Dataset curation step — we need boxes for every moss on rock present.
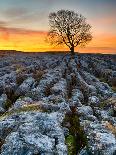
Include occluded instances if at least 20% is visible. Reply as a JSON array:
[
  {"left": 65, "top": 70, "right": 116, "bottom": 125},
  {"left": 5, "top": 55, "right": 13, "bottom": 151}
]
[{"left": 63, "top": 106, "right": 88, "bottom": 154}]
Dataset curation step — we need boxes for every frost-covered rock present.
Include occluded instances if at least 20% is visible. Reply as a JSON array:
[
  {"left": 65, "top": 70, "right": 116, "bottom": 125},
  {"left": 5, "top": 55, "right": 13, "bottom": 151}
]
[
  {"left": 82, "top": 121, "right": 116, "bottom": 155},
  {"left": 0, "top": 71, "right": 16, "bottom": 84},
  {"left": 95, "top": 82, "right": 113, "bottom": 97},
  {"left": 0, "top": 112, "right": 67, "bottom": 155},
  {"left": 88, "top": 96, "right": 99, "bottom": 106},
  {"left": 69, "top": 98, "right": 82, "bottom": 107},
  {"left": 1, "top": 132, "right": 28, "bottom": 155},
  {"left": 0, "top": 52, "right": 116, "bottom": 154},
  {"left": 0, "top": 118, "right": 17, "bottom": 140},
  {"left": 51, "top": 78, "right": 67, "bottom": 97},
  {"left": 95, "top": 109, "right": 112, "bottom": 120},
  {"left": 0, "top": 107, "right": 5, "bottom": 113},
  {"left": 77, "top": 106, "right": 93, "bottom": 116},
  {"left": 42, "top": 94, "right": 66, "bottom": 105},
  {"left": 81, "top": 71, "right": 113, "bottom": 97},
  {"left": 15, "top": 77, "right": 35, "bottom": 96},
  {"left": 27, "top": 68, "right": 62, "bottom": 100},
  {"left": 71, "top": 89, "right": 84, "bottom": 103},
  {"left": 11, "top": 97, "right": 33, "bottom": 110},
  {"left": 0, "top": 94, "right": 7, "bottom": 112}
]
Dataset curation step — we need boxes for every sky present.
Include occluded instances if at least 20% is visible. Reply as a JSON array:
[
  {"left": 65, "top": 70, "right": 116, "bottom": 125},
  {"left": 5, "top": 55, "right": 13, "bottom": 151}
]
[{"left": 0, "top": 0, "right": 116, "bottom": 53}]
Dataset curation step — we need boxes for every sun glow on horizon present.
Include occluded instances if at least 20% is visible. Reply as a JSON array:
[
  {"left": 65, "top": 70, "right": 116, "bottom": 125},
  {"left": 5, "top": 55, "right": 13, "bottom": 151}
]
[
  {"left": 0, "top": 27, "right": 116, "bottom": 54},
  {"left": 0, "top": 1, "right": 116, "bottom": 54}
]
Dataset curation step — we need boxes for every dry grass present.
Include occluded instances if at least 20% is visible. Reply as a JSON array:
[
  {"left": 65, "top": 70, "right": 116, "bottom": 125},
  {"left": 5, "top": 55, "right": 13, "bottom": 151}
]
[
  {"left": 0, "top": 103, "right": 48, "bottom": 121},
  {"left": 33, "top": 70, "right": 45, "bottom": 82},
  {"left": 0, "top": 138, "right": 4, "bottom": 153},
  {"left": 105, "top": 122, "right": 116, "bottom": 136},
  {"left": 16, "top": 74, "right": 27, "bottom": 86},
  {"left": 44, "top": 85, "right": 52, "bottom": 97},
  {"left": 112, "top": 86, "right": 116, "bottom": 92},
  {"left": 15, "top": 64, "right": 26, "bottom": 74}
]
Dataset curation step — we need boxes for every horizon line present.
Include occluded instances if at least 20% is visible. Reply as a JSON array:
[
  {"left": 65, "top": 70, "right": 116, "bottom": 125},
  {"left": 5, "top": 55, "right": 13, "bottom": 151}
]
[{"left": 0, "top": 49, "right": 116, "bottom": 55}]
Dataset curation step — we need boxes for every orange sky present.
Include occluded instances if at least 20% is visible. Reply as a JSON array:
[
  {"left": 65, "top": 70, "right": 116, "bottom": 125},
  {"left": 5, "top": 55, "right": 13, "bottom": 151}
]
[
  {"left": 0, "top": 27, "right": 116, "bottom": 53},
  {"left": 0, "top": 0, "right": 116, "bottom": 54}
]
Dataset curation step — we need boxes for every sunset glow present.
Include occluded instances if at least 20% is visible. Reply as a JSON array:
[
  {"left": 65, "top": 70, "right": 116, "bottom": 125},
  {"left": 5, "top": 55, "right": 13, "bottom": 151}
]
[
  {"left": 0, "top": 28, "right": 115, "bottom": 53},
  {"left": 0, "top": 0, "right": 116, "bottom": 54}
]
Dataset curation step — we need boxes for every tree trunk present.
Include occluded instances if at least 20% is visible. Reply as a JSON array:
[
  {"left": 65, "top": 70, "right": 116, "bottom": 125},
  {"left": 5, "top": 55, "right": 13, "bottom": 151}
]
[{"left": 70, "top": 46, "right": 75, "bottom": 55}]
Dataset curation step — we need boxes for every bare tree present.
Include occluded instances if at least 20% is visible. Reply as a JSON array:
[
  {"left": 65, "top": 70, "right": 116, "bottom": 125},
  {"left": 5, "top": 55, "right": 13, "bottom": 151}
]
[{"left": 48, "top": 10, "right": 92, "bottom": 55}]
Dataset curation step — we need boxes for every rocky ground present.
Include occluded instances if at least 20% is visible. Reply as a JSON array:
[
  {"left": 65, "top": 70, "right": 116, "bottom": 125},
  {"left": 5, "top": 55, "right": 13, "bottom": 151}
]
[{"left": 0, "top": 51, "right": 116, "bottom": 155}]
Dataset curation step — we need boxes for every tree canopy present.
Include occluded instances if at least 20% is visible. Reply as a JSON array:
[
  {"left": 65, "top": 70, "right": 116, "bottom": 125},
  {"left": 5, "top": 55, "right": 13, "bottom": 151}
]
[{"left": 48, "top": 9, "right": 92, "bottom": 55}]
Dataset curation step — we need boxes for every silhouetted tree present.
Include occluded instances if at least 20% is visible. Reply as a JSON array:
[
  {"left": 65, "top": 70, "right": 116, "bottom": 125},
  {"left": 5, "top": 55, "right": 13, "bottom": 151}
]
[{"left": 48, "top": 10, "right": 92, "bottom": 55}]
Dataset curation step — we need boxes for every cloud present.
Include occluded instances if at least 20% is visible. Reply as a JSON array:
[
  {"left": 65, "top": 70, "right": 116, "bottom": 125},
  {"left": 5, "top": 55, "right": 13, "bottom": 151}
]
[
  {"left": 89, "top": 16, "right": 116, "bottom": 26},
  {"left": 0, "top": 26, "right": 47, "bottom": 36},
  {"left": 0, "top": 20, "right": 10, "bottom": 40},
  {"left": 3, "top": 7, "right": 29, "bottom": 18},
  {"left": 1, "top": 6, "right": 49, "bottom": 31},
  {"left": 0, "top": 21, "right": 8, "bottom": 28}
]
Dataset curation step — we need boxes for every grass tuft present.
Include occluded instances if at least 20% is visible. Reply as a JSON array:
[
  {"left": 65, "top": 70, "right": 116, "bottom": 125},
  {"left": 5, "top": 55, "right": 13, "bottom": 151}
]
[
  {"left": 63, "top": 106, "right": 88, "bottom": 154},
  {"left": 105, "top": 122, "right": 116, "bottom": 136},
  {"left": 111, "top": 86, "right": 116, "bottom": 92},
  {"left": 0, "top": 104, "right": 48, "bottom": 121},
  {"left": 65, "top": 134, "right": 76, "bottom": 155}
]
